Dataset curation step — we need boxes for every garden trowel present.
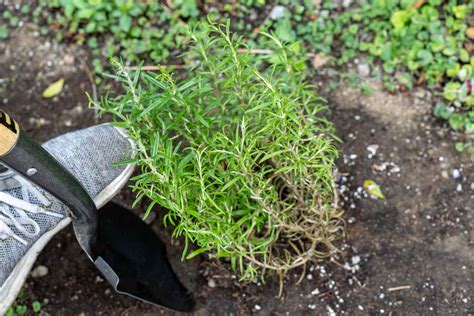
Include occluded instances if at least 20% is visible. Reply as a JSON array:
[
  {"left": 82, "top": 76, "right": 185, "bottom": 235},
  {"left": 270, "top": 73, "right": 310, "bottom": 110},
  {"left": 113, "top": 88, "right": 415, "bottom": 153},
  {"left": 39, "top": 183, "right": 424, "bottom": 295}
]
[{"left": 0, "top": 109, "right": 195, "bottom": 312}]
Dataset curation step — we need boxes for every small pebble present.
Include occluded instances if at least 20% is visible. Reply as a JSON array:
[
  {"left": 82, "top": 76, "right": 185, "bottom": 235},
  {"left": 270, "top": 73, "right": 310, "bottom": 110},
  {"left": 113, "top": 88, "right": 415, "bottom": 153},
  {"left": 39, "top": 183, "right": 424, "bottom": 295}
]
[
  {"left": 311, "top": 288, "right": 320, "bottom": 295},
  {"left": 357, "top": 63, "right": 370, "bottom": 77},
  {"left": 208, "top": 279, "right": 216, "bottom": 288},
  {"left": 31, "top": 265, "right": 49, "bottom": 278},
  {"left": 351, "top": 256, "right": 361, "bottom": 265},
  {"left": 342, "top": 0, "right": 353, "bottom": 8},
  {"left": 269, "top": 6, "right": 286, "bottom": 20},
  {"left": 452, "top": 169, "right": 461, "bottom": 179},
  {"left": 367, "top": 144, "right": 379, "bottom": 157},
  {"left": 327, "top": 305, "right": 336, "bottom": 316}
]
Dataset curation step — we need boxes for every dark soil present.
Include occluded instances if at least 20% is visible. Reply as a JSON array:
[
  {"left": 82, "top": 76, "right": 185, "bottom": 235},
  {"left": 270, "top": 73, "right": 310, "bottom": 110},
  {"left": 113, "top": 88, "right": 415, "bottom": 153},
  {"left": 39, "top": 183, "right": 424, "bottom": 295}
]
[{"left": 1, "top": 24, "right": 472, "bottom": 316}]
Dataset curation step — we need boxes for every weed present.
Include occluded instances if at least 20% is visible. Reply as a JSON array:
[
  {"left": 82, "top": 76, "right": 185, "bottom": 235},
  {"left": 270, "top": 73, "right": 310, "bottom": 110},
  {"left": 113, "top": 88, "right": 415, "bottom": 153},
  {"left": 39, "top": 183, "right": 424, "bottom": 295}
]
[{"left": 5, "top": 289, "right": 42, "bottom": 316}]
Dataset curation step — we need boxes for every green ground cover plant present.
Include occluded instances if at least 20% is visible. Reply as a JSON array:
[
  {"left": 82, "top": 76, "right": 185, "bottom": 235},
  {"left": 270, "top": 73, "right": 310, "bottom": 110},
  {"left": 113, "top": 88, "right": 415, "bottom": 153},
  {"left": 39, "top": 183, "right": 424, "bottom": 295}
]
[
  {"left": 5, "top": 290, "right": 42, "bottom": 316},
  {"left": 0, "top": 0, "right": 264, "bottom": 80},
  {"left": 257, "top": 0, "right": 474, "bottom": 151},
  {"left": 2, "top": 0, "right": 471, "bottom": 150},
  {"left": 97, "top": 21, "right": 343, "bottom": 281}
]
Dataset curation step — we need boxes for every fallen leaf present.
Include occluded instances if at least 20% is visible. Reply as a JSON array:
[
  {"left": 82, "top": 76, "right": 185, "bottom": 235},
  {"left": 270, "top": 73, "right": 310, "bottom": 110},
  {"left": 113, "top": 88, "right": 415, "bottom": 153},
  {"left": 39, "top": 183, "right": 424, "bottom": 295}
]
[
  {"left": 412, "top": 0, "right": 426, "bottom": 9},
  {"left": 312, "top": 0, "right": 321, "bottom": 9},
  {"left": 42, "top": 79, "right": 64, "bottom": 98},
  {"left": 364, "top": 180, "right": 385, "bottom": 199},
  {"left": 465, "top": 43, "right": 474, "bottom": 53},
  {"left": 466, "top": 27, "right": 474, "bottom": 40},
  {"left": 311, "top": 54, "right": 332, "bottom": 68},
  {"left": 415, "top": 73, "right": 425, "bottom": 85}
]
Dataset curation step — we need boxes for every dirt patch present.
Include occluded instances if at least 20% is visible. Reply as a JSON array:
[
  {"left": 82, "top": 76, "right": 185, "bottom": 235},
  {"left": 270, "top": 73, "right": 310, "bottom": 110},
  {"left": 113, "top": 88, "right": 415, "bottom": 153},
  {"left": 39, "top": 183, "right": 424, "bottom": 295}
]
[
  {"left": 0, "top": 24, "right": 96, "bottom": 141},
  {"left": 331, "top": 78, "right": 432, "bottom": 131},
  {"left": 1, "top": 25, "right": 473, "bottom": 315},
  {"left": 325, "top": 82, "right": 473, "bottom": 315}
]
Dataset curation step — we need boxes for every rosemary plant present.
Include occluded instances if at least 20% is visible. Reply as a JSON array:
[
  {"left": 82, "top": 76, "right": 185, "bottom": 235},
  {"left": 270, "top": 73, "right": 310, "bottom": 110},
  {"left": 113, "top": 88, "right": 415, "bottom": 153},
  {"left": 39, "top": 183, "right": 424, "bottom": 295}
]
[{"left": 97, "top": 21, "right": 343, "bottom": 281}]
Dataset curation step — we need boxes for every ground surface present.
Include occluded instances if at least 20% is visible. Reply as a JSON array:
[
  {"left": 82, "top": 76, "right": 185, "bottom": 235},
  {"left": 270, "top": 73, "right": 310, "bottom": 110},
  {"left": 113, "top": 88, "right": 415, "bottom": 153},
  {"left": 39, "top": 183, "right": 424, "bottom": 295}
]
[{"left": 1, "top": 24, "right": 473, "bottom": 315}]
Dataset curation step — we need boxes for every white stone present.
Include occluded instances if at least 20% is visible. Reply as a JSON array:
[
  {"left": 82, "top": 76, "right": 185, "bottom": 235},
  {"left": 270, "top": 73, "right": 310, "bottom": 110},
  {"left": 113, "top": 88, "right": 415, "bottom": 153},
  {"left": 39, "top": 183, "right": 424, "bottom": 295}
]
[
  {"left": 31, "top": 265, "right": 49, "bottom": 278},
  {"left": 326, "top": 305, "right": 336, "bottom": 316},
  {"left": 269, "top": 6, "right": 286, "bottom": 20},
  {"left": 208, "top": 279, "right": 216, "bottom": 288},
  {"left": 452, "top": 169, "right": 461, "bottom": 179},
  {"left": 357, "top": 63, "right": 370, "bottom": 77},
  {"left": 343, "top": 0, "right": 353, "bottom": 8},
  {"left": 367, "top": 144, "right": 379, "bottom": 156},
  {"left": 351, "top": 255, "right": 361, "bottom": 265}
]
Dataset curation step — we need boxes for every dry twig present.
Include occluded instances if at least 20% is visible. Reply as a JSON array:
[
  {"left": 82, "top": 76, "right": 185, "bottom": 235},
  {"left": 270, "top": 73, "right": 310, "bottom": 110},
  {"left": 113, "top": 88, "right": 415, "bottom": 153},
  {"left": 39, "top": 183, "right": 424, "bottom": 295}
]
[
  {"left": 130, "top": 49, "right": 332, "bottom": 72},
  {"left": 79, "top": 57, "right": 98, "bottom": 121},
  {"left": 388, "top": 285, "right": 412, "bottom": 292}
]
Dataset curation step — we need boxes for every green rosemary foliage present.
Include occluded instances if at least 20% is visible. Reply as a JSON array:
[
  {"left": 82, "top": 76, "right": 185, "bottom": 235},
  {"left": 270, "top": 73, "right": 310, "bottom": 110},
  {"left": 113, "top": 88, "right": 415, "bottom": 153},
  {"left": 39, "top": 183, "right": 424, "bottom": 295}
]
[{"left": 97, "top": 21, "right": 343, "bottom": 281}]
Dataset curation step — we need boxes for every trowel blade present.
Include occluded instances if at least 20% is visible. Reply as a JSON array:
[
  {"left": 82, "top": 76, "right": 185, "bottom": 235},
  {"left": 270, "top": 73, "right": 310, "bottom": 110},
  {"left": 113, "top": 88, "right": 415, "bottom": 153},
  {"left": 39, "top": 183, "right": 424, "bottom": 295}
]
[{"left": 95, "top": 202, "right": 195, "bottom": 312}]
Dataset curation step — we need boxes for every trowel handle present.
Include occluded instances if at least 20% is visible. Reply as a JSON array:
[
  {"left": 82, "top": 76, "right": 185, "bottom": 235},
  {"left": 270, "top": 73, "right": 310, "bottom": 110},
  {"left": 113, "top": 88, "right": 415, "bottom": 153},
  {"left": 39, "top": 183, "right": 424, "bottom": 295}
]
[{"left": 0, "top": 109, "right": 98, "bottom": 258}]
